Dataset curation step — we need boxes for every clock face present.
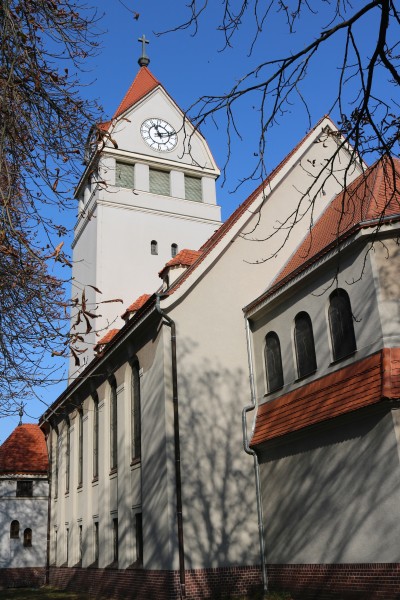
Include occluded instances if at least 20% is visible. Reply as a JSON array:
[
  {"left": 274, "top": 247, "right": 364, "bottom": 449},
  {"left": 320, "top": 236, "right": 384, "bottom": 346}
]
[{"left": 140, "top": 118, "right": 177, "bottom": 152}]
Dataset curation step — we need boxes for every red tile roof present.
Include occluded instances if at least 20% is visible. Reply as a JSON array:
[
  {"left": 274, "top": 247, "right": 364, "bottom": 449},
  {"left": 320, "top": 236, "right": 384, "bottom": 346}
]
[
  {"left": 121, "top": 293, "right": 151, "bottom": 320},
  {"left": 272, "top": 157, "right": 400, "bottom": 291},
  {"left": 113, "top": 67, "right": 160, "bottom": 120},
  {"left": 166, "top": 116, "right": 338, "bottom": 296},
  {"left": 0, "top": 424, "right": 48, "bottom": 475},
  {"left": 251, "top": 347, "right": 400, "bottom": 446},
  {"left": 159, "top": 249, "right": 202, "bottom": 278},
  {"left": 94, "top": 328, "right": 120, "bottom": 352}
]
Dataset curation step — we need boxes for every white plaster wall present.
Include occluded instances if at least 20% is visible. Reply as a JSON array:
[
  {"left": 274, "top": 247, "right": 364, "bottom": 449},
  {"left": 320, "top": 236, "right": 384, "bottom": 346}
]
[
  {"left": 50, "top": 323, "right": 176, "bottom": 571},
  {"left": 0, "top": 479, "right": 48, "bottom": 568},
  {"left": 109, "top": 87, "right": 218, "bottom": 173},
  {"left": 372, "top": 236, "right": 400, "bottom": 347},
  {"left": 161, "top": 135, "right": 362, "bottom": 569}
]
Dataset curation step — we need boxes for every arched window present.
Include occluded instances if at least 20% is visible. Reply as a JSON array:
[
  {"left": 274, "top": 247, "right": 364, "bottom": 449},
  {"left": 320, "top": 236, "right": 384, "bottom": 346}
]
[
  {"left": 171, "top": 243, "right": 178, "bottom": 258},
  {"left": 110, "top": 377, "right": 118, "bottom": 471},
  {"left": 23, "top": 528, "right": 32, "bottom": 547},
  {"left": 131, "top": 361, "right": 141, "bottom": 461},
  {"left": 150, "top": 240, "right": 158, "bottom": 255},
  {"left": 93, "top": 394, "right": 99, "bottom": 480},
  {"left": 265, "top": 332, "right": 284, "bottom": 393},
  {"left": 10, "top": 520, "right": 19, "bottom": 539},
  {"left": 294, "top": 312, "right": 317, "bottom": 378},
  {"left": 65, "top": 418, "right": 70, "bottom": 494},
  {"left": 78, "top": 409, "right": 83, "bottom": 487},
  {"left": 329, "top": 289, "right": 356, "bottom": 361}
]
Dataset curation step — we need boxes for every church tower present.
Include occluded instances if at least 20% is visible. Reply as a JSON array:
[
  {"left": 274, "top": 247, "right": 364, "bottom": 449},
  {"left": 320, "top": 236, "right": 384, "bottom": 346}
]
[{"left": 70, "top": 38, "right": 221, "bottom": 374}]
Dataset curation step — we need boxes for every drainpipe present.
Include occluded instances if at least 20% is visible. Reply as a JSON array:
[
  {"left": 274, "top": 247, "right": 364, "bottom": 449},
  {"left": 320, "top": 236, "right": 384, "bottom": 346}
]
[
  {"left": 45, "top": 425, "right": 53, "bottom": 585},
  {"left": 242, "top": 316, "right": 268, "bottom": 597},
  {"left": 156, "top": 295, "right": 186, "bottom": 599}
]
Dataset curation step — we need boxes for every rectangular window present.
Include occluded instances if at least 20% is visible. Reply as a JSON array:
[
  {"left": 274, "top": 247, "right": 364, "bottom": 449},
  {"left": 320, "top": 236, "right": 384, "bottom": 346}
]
[
  {"left": 66, "top": 527, "right": 69, "bottom": 564},
  {"left": 93, "top": 397, "right": 99, "bottom": 479},
  {"left": 116, "top": 161, "right": 135, "bottom": 188},
  {"left": 65, "top": 423, "right": 70, "bottom": 493},
  {"left": 16, "top": 480, "right": 33, "bottom": 497},
  {"left": 113, "top": 518, "right": 118, "bottom": 563},
  {"left": 185, "top": 175, "right": 202, "bottom": 202},
  {"left": 54, "top": 432, "right": 60, "bottom": 499},
  {"left": 78, "top": 411, "right": 83, "bottom": 487},
  {"left": 135, "top": 513, "right": 143, "bottom": 565},
  {"left": 131, "top": 363, "right": 141, "bottom": 461},
  {"left": 94, "top": 522, "right": 99, "bottom": 563},
  {"left": 149, "top": 168, "right": 170, "bottom": 196},
  {"left": 79, "top": 525, "right": 83, "bottom": 562},
  {"left": 110, "top": 380, "right": 118, "bottom": 471}
]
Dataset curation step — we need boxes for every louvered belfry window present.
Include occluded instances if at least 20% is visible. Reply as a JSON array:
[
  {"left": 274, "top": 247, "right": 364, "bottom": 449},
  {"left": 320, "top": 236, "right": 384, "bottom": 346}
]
[
  {"left": 149, "top": 168, "right": 170, "bottom": 196},
  {"left": 116, "top": 162, "right": 135, "bottom": 188},
  {"left": 185, "top": 175, "right": 202, "bottom": 202}
]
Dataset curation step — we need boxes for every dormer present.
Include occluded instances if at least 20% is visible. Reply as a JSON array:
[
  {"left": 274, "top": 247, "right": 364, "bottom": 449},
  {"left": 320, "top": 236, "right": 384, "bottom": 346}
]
[
  {"left": 121, "top": 294, "right": 151, "bottom": 323},
  {"left": 159, "top": 249, "right": 202, "bottom": 289}
]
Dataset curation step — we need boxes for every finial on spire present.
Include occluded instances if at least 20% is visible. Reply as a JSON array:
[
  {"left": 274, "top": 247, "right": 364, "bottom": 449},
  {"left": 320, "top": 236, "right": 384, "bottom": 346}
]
[
  {"left": 18, "top": 402, "right": 24, "bottom": 426},
  {"left": 138, "top": 34, "right": 150, "bottom": 67}
]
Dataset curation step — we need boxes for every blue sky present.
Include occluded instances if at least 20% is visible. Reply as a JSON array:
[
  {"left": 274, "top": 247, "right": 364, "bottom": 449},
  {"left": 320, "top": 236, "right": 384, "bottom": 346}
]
[{"left": 1, "top": 1, "right": 387, "bottom": 441}]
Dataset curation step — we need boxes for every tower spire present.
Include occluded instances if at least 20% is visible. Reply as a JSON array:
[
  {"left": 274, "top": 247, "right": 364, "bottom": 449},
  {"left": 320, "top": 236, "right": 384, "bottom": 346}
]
[{"left": 138, "top": 34, "right": 150, "bottom": 67}]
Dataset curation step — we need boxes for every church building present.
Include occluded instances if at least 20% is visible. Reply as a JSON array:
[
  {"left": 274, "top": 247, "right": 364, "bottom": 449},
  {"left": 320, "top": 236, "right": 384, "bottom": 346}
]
[{"left": 2, "top": 41, "right": 400, "bottom": 600}]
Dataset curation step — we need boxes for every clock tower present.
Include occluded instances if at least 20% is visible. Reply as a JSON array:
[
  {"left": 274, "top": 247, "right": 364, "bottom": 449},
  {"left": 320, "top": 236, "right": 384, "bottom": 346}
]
[{"left": 70, "top": 40, "right": 221, "bottom": 374}]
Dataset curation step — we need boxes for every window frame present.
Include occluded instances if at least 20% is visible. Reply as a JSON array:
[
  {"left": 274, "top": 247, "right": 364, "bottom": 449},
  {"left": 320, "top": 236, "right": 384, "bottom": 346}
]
[
  {"left": 92, "top": 394, "right": 99, "bottom": 480},
  {"left": 131, "top": 360, "right": 141, "bottom": 462},
  {"left": 328, "top": 289, "right": 357, "bottom": 361},
  {"left": 10, "top": 520, "right": 20, "bottom": 539},
  {"left": 264, "top": 331, "right": 284, "bottom": 393},
  {"left": 149, "top": 168, "right": 170, "bottom": 196},
  {"left": 294, "top": 311, "right": 317, "bottom": 379},
  {"left": 115, "top": 161, "right": 135, "bottom": 189},
  {"left": 110, "top": 377, "right": 118, "bottom": 471},
  {"left": 16, "top": 480, "right": 33, "bottom": 498},
  {"left": 23, "top": 528, "right": 32, "bottom": 547},
  {"left": 78, "top": 409, "right": 83, "bottom": 488}
]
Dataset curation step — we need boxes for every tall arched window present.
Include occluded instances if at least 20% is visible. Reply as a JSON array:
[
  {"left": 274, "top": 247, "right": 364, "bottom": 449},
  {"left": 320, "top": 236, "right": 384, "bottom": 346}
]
[
  {"left": 23, "top": 528, "right": 32, "bottom": 547},
  {"left": 329, "top": 289, "right": 356, "bottom": 361},
  {"left": 78, "top": 409, "right": 83, "bottom": 487},
  {"left": 294, "top": 312, "right": 317, "bottom": 378},
  {"left": 65, "top": 418, "right": 70, "bottom": 494},
  {"left": 93, "top": 394, "right": 99, "bottom": 480},
  {"left": 150, "top": 240, "right": 158, "bottom": 255},
  {"left": 265, "top": 332, "right": 284, "bottom": 393},
  {"left": 171, "top": 243, "right": 178, "bottom": 258},
  {"left": 110, "top": 377, "right": 118, "bottom": 471},
  {"left": 10, "top": 520, "right": 19, "bottom": 539},
  {"left": 131, "top": 361, "right": 141, "bottom": 461}
]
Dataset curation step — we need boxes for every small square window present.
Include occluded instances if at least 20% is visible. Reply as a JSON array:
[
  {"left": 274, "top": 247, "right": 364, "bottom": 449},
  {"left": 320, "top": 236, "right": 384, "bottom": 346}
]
[{"left": 16, "top": 481, "right": 33, "bottom": 497}]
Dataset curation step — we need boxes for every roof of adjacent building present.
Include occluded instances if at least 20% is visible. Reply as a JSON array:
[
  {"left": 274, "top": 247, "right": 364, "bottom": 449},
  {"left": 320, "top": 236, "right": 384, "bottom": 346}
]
[
  {"left": 245, "top": 157, "right": 400, "bottom": 313},
  {"left": 0, "top": 424, "right": 48, "bottom": 475},
  {"left": 251, "top": 347, "right": 400, "bottom": 446},
  {"left": 159, "top": 249, "right": 202, "bottom": 278}
]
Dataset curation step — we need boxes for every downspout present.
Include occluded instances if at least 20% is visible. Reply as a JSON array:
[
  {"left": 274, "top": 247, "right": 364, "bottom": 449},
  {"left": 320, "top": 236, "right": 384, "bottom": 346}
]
[
  {"left": 156, "top": 295, "right": 186, "bottom": 599},
  {"left": 242, "top": 316, "right": 268, "bottom": 597},
  {"left": 45, "top": 426, "right": 53, "bottom": 585}
]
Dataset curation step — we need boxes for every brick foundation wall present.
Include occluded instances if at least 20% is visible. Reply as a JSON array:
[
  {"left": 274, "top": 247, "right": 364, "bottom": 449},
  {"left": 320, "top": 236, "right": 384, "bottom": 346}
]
[
  {"left": 268, "top": 563, "right": 400, "bottom": 600},
  {"left": 0, "top": 567, "right": 45, "bottom": 589},
  {"left": 48, "top": 564, "right": 263, "bottom": 599}
]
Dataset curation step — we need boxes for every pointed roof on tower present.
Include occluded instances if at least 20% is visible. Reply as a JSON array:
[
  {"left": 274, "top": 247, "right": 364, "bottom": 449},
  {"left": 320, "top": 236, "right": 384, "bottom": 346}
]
[
  {"left": 113, "top": 66, "right": 160, "bottom": 120},
  {"left": 0, "top": 424, "right": 48, "bottom": 475}
]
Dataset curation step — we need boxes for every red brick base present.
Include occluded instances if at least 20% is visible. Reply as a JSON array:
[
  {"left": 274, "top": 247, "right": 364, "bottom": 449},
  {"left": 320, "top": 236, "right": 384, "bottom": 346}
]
[
  {"left": 268, "top": 563, "right": 400, "bottom": 599},
  {"left": 0, "top": 567, "right": 45, "bottom": 589},
  {"left": 48, "top": 565, "right": 263, "bottom": 599}
]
